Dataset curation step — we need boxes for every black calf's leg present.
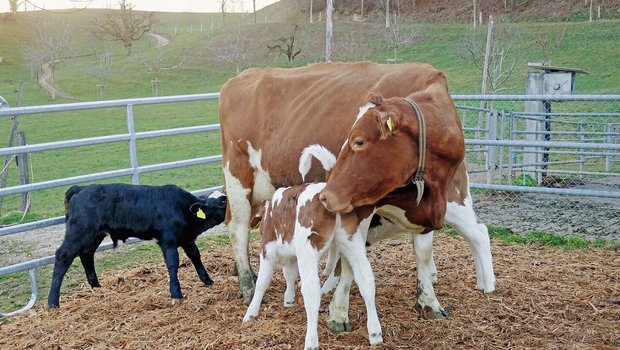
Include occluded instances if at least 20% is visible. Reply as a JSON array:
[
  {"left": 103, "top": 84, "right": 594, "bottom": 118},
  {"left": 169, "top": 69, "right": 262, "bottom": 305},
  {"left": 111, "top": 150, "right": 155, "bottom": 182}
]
[
  {"left": 160, "top": 243, "right": 183, "bottom": 299},
  {"left": 182, "top": 241, "right": 213, "bottom": 286},
  {"left": 48, "top": 243, "right": 80, "bottom": 308},
  {"left": 79, "top": 234, "right": 106, "bottom": 288}
]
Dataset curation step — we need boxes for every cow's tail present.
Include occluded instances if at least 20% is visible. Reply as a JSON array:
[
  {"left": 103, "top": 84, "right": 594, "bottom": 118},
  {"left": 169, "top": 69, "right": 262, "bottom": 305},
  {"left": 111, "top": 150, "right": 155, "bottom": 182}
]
[
  {"left": 299, "top": 144, "right": 337, "bottom": 182},
  {"left": 64, "top": 185, "right": 83, "bottom": 216}
]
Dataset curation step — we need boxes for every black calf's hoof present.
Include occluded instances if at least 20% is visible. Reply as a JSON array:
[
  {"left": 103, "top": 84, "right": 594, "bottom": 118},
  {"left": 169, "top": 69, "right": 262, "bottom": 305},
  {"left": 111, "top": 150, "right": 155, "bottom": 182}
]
[{"left": 204, "top": 279, "right": 214, "bottom": 286}]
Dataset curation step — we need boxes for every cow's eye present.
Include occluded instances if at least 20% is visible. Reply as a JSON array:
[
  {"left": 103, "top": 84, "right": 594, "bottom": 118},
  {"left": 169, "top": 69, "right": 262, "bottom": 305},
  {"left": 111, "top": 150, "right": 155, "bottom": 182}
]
[{"left": 352, "top": 138, "right": 365, "bottom": 149}]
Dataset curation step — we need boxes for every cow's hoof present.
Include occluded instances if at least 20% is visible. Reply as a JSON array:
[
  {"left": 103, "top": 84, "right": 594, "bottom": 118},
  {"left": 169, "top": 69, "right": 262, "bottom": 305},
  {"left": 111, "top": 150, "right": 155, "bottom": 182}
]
[
  {"left": 48, "top": 303, "right": 59, "bottom": 309},
  {"left": 327, "top": 320, "right": 352, "bottom": 333},
  {"left": 283, "top": 300, "right": 295, "bottom": 308},
  {"left": 204, "top": 279, "right": 214, "bottom": 286},
  {"left": 171, "top": 298, "right": 183, "bottom": 306},
  {"left": 242, "top": 314, "right": 256, "bottom": 322},
  {"left": 416, "top": 303, "right": 447, "bottom": 319}
]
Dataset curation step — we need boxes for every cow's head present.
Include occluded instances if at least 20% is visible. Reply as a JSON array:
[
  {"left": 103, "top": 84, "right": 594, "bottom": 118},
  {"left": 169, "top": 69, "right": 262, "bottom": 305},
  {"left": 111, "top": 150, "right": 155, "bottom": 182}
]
[{"left": 319, "top": 91, "right": 464, "bottom": 215}]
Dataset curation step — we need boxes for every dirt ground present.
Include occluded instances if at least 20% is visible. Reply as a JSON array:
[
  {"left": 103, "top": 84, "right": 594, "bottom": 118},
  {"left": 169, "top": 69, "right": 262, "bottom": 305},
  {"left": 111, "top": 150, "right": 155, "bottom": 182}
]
[{"left": 0, "top": 234, "right": 618, "bottom": 350}]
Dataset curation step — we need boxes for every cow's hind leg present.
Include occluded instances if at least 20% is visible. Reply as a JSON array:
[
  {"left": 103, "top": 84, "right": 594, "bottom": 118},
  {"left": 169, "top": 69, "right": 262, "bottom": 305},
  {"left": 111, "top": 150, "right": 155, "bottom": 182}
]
[
  {"left": 78, "top": 233, "right": 106, "bottom": 288},
  {"left": 412, "top": 231, "right": 447, "bottom": 319},
  {"left": 182, "top": 241, "right": 213, "bottom": 286},
  {"left": 446, "top": 198, "right": 496, "bottom": 293},
  {"left": 326, "top": 256, "right": 353, "bottom": 333},
  {"left": 244, "top": 250, "right": 276, "bottom": 321},
  {"left": 223, "top": 160, "right": 256, "bottom": 305}
]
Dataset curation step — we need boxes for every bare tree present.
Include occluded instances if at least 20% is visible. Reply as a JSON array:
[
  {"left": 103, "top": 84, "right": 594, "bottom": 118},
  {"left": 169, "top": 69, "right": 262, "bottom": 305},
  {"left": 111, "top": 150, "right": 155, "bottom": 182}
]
[
  {"left": 207, "top": 26, "right": 250, "bottom": 74},
  {"left": 455, "top": 21, "right": 522, "bottom": 93},
  {"left": 8, "top": 0, "right": 20, "bottom": 13},
  {"left": 220, "top": 0, "right": 227, "bottom": 27},
  {"left": 267, "top": 25, "right": 302, "bottom": 63},
  {"left": 139, "top": 42, "right": 184, "bottom": 96},
  {"left": 383, "top": 19, "right": 417, "bottom": 61},
  {"left": 92, "top": 0, "right": 154, "bottom": 56},
  {"left": 533, "top": 23, "right": 567, "bottom": 65},
  {"left": 28, "top": 21, "right": 74, "bottom": 99},
  {"left": 86, "top": 51, "right": 113, "bottom": 99}
]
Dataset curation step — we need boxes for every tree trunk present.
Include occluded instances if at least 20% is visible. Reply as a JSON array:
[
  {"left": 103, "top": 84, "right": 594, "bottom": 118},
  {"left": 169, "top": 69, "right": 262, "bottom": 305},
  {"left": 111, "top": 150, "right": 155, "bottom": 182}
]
[
  {"left": 326, "top": 0, "right": 333, "bottom": 61},
  {"left": 0, "top": 81, "right": 24, "bottom": 215},
  {"left": 385, "top": 0, "right": 390, "bottom": 28}
]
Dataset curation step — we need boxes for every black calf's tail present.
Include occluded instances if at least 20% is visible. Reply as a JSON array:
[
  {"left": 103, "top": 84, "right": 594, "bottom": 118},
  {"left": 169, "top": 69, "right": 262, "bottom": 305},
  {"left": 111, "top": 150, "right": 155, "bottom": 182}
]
[{"left": 64, "top": 185, "right": 83, "bottom": 216}]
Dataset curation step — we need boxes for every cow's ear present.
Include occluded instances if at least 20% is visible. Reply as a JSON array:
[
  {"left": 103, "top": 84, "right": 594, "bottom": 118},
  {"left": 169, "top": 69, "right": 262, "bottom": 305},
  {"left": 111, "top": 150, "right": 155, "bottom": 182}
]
[
  {"left": 378, "top": 111, "right": 398, "bottom": 139},
  {"left": 367, "top": 93, "right": 383, "bottom": 106}
]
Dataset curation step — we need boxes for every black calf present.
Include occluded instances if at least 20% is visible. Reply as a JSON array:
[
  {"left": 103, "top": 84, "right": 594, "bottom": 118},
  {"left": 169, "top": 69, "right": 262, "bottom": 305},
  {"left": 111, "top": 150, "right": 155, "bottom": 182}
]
[{"left": 48, "top": 183, "right": 227, "bottom": 308}]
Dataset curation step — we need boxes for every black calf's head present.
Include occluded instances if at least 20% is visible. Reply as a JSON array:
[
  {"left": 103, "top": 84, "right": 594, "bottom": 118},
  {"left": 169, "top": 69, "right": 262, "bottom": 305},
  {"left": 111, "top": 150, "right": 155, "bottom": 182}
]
[{"left": 192, "top": 194, "right": 227, "bottom": 229}]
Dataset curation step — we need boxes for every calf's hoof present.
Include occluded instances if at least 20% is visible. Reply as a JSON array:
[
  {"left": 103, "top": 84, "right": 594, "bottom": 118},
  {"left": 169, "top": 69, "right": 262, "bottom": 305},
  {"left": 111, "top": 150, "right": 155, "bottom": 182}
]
[
  {"left": 171, "top": 298, "right": 183, "bottom": 306},
  {"left": 369, "top": 332, "right": 383, "bottom": 346},
  {"left": 204, "top": 279, "right": 214, "bottom": 286},
  {"left": 48, "top": 303, "right": 60, "bottom": 309},
  {"left": 415, "top": 304, "right": 447, "bottom": 319},
  {"left": 327, "top": 320, "right": 352, "bottom": 333},
  {"left": 283, "top": 300, "right": 295, "bottom": 308},
  {"left": 242, "top": 314, "right": 256, "bottom": 322}
]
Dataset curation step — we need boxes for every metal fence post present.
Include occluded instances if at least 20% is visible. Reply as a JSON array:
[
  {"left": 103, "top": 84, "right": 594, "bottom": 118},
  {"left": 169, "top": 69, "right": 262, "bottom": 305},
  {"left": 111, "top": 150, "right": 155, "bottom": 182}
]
[
  {"left": 579, "top": 121, "right": 585, "bottom": 178},
  {"left": 606, "top": 123, "right": 612, "bottom": 172},
  {"left": 126, "top": 104, "right": 139, "bottom": 185},
  {"left": 486, "top": 109, "right": 498, "bottom": 184}
]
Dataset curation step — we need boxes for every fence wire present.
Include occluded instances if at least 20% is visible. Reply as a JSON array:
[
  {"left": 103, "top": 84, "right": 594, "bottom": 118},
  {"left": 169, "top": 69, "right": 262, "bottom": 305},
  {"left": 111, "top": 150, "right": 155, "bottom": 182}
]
[{"left": 454, "top": 96, "right": 620, "bottom": 242}]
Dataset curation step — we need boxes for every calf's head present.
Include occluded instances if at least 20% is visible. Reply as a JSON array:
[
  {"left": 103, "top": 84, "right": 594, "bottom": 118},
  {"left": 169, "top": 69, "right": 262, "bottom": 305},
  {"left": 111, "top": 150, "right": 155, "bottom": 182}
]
[{"left": 194, "top": 193, "right": 227, "bottom": 228}]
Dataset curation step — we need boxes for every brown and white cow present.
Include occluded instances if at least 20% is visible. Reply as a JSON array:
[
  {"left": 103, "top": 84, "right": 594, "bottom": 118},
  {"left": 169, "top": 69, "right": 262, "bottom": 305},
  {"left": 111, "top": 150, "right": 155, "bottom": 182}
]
[
  {"left": 244, "top": 145, "right": 382, "bottom": 349},
  {"left": 218, "top": 61, "right": 495, "bottom": 328}
]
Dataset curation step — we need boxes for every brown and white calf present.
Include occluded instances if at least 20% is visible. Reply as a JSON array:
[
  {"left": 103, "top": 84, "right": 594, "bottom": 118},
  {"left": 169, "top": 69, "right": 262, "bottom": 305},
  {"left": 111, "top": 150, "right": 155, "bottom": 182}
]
[{"left": 244, "top": 146, "right": 382, "bottom": 349}]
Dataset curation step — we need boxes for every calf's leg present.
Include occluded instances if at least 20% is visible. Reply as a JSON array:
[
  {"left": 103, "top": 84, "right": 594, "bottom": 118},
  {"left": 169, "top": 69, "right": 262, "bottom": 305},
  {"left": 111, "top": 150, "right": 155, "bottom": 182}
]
[
  {"left": 338, "top": 231, "right": 383, "bottom": 346},
  {"left": 297, "top": 245, "right": 321, "bottom": 350},
  {"left": 244, "top": 250, "right": 277, "bottom": 321},
  {"left": 182, "top": 241, "right": 213, "bottom": 286},
  {"left": 78, "top": 233, "right": 106, "bottom": 288},
  {"left": 326, "top": 256, "right": 353, "bottom": 333},
  {"left": 160, "top": 243, "right": 183, "bottom": 299},
  {"left": 48, "top": 242, "right": 80, "bottom": 308},
  {"left": 282, "top": 259, "right": 298, "bottom": 307}
]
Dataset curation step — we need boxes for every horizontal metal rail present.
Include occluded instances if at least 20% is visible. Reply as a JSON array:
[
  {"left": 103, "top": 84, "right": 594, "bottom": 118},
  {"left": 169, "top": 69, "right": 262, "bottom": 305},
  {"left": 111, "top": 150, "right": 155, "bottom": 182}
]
[
  {"left": 0, "top": 93, "right": 220, "bottom": 117},
  {"left": 0, "top": 124, "right": 221, "bottom": 157}
]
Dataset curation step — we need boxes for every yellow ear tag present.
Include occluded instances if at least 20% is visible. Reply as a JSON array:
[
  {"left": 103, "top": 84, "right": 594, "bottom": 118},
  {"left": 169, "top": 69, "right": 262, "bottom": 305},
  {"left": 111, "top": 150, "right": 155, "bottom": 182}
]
[
  {"left": 387, "top": 117, "right": 394, "bottom": 132},
  {"left": 196, "top": 208, "right": 206, "bottom": 219}
]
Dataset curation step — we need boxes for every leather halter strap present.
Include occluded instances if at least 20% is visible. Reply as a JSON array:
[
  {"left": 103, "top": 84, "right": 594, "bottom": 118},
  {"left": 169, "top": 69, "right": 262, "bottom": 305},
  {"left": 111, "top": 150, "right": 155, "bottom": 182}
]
[{"left": 403, "top": 97, "right": 426, "bottom": 206}]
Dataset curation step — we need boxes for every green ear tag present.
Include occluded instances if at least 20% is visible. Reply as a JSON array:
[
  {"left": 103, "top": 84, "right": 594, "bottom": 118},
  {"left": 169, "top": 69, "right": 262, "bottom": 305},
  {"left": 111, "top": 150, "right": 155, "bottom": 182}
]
[
  {"left": 387, "top": 117, "right": 394, "bottom": 132},
  {"left": 196, "top": 208, "right": 206, "bottom": 219}
]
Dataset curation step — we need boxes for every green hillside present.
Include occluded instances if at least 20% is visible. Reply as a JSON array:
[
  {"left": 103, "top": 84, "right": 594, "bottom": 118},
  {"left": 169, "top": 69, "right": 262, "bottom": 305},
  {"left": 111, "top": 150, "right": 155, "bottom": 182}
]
[{"left": 0, "top": 9, "right": 619, "bottom": 221}]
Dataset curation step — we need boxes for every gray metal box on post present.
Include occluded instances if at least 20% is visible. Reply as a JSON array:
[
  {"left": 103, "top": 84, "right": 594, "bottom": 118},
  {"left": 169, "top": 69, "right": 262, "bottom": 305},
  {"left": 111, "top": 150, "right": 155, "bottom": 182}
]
[{"left": 523, "top": 64, "right": 587, "bottom": 185}]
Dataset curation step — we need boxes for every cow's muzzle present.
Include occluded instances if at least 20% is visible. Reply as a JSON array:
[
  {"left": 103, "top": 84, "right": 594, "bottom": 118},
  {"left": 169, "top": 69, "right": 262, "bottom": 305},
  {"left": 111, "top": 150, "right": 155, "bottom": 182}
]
[{"left": 319, "top": 190, "right": 354, "bottom": 214}]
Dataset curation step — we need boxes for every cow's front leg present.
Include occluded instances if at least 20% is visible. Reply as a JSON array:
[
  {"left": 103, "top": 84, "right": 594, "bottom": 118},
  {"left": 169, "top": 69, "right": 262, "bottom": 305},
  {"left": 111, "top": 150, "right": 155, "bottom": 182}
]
[
  {"left": 326, "top": 256, "right": 353, "bottom": 333},
  {"left": 412, "top": 231, "right": 446, "bottom": 319},
  {"left": 223, "top": 162, "right": 256, "bottom": 305},
  {"left": 160, "top": 243, "right": 183, "bottom": 300}
]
